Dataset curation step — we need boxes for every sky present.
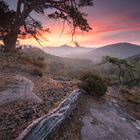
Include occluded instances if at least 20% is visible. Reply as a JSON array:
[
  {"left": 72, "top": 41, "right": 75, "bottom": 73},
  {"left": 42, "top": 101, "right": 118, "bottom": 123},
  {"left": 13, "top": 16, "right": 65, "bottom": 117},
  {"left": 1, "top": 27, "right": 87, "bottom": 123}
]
[{"left": 5, "top": 0, "right": 140, "bottom": 48}]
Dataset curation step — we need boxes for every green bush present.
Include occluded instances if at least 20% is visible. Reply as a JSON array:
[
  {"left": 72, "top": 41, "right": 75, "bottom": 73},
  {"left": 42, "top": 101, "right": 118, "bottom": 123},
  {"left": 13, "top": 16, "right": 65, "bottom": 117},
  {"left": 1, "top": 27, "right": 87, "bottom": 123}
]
[{"left": 79, "top": 72, "right": 107, "bottom": 97}]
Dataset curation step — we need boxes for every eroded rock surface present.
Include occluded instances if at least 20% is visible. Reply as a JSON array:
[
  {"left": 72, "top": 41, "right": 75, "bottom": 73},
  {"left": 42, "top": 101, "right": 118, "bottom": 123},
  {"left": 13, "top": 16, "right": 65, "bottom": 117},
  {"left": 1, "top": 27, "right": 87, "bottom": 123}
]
[
  {"left": 81, "top": 98, "right": 140, "bottom": 140},
  {"left": 0, "top": 75, "right": 43, "bottom": 105}
]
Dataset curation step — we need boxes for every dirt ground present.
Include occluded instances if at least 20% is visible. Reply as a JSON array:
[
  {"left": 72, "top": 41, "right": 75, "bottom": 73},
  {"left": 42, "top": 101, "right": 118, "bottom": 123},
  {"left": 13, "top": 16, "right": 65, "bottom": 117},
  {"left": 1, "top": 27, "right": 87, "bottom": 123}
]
[{"left": 0, "top": 53, "right": 77, "bottom": 140}]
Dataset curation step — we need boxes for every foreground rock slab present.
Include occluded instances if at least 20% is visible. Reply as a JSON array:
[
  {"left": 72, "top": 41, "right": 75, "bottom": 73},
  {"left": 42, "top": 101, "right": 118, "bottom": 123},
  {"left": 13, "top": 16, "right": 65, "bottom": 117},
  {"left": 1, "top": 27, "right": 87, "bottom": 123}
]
[
  {"left": 17, "top": 89, "right": 82, "bottom": 140},
  {"left": 81, "top": 98, "right": 140, "bottom": 140},
  {"left": 0, "top": 75, "right": 43, "bottom": 105}
]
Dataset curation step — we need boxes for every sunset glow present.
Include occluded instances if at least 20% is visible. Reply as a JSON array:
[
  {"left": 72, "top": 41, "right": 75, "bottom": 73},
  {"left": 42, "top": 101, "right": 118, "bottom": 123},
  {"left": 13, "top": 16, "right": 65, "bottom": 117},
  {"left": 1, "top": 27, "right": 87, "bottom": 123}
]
[{"left": 6, "top": 0, "right": 140, "bottom": 48}]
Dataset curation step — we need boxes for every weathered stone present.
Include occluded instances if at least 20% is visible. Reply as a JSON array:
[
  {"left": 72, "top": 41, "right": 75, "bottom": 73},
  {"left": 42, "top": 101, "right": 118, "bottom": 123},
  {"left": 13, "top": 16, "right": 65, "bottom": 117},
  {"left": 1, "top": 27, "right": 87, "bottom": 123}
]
[
  {"left": 0, "top": 75, "right": 43, "bottom": 105},
  {"left": 17, "top": 89, "right": 82, "bottom": 140}
]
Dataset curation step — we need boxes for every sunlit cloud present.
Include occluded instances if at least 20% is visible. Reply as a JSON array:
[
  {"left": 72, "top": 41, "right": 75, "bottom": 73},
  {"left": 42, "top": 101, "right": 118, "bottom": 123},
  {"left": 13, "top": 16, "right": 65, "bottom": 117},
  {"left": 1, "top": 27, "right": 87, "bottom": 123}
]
[{"left": 16, "top": 0, "right": 140, "bottom": 48}]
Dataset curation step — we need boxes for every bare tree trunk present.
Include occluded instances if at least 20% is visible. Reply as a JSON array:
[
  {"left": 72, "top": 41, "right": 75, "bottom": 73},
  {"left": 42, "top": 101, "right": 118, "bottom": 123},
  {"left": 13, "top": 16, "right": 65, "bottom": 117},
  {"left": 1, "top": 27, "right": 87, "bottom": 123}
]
[
  {"left": 3, "top": 31, "right": 18, "bottom": 52},
  {"left": 2, "top": 0, "right": 32, "bottom": 52}
]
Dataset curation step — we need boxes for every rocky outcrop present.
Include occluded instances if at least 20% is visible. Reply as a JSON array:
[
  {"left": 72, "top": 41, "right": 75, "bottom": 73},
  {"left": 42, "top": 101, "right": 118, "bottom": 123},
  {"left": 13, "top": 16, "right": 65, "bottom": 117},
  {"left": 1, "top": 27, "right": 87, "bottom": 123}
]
[
  {"left": 0, "top": 75, "right": 43, "bottom": 105},
  {"left": 17, "top": 89, "right": 82, "bottom": 140},
  {"left": 81, "top": 98, "right": 140, "bottom": 140}
]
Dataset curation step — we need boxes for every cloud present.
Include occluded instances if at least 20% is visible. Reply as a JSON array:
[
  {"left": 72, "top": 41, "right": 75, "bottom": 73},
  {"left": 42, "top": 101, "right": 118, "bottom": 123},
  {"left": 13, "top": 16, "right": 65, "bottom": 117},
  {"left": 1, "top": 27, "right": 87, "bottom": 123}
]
[{"left": 6, "top": 0, "right": 140, "bottom": 47}]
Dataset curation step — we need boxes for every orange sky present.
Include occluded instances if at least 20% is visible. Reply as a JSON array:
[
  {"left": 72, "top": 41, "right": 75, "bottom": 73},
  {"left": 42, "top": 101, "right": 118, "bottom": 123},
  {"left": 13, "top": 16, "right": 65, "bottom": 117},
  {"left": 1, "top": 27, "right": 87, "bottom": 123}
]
[
  {"left": 20, "top": 19, "right": 140, "bottom": 48},
  {"left": 6, "top": 0, "right": 140, "bottom": 48}
]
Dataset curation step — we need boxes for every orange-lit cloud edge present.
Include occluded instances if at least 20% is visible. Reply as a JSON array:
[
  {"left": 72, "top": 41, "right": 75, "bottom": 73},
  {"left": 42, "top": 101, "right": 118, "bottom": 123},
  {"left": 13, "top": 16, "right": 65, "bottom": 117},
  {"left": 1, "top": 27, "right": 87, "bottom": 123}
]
[
  {"left": 19, "top": 16, "right": 140, "bottom": 48},
  {"left": 4, "top": 0, "right": 140, "bottom": 48}
]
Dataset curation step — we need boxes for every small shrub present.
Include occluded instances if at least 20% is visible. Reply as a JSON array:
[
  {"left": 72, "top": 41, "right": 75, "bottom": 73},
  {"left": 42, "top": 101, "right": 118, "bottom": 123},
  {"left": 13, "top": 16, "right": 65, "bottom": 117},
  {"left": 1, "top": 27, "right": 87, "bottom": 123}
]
[
  {"left": 79, "top": 72, "right": 107, "bottom": 97},
  {"left": 123, "top": 78, "right": 140, "bottom": 88},
  {"left": 32, "top": 68, "right": 43, "bottom": 77},
  {"left": 32, "top": 58, "right": 45, "bottom": 68}
]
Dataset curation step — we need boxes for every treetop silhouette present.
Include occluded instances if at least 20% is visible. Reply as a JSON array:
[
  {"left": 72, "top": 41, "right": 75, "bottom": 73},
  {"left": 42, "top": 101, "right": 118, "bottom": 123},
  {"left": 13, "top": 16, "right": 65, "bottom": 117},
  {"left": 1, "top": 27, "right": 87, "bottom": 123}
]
[{"left": 0, "top": 0, "right": 93, "bottom": 52}]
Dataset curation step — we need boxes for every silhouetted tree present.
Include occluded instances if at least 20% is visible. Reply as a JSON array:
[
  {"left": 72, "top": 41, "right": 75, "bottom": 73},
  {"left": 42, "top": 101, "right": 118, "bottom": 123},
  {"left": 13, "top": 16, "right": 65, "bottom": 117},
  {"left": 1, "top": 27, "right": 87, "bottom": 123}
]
[
  {"left": 102, "top": 56, "right": 136, "bottom": 84},
  {"left": 0, "top": 0, "right": 93, "bottom": 52}
]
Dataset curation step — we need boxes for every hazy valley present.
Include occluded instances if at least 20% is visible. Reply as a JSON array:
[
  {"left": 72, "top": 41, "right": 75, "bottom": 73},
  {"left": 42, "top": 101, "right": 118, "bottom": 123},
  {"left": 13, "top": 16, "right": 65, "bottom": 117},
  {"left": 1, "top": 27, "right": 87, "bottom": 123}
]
[{"left": 42, "top": 43, "right": 140, "bottom": 63}]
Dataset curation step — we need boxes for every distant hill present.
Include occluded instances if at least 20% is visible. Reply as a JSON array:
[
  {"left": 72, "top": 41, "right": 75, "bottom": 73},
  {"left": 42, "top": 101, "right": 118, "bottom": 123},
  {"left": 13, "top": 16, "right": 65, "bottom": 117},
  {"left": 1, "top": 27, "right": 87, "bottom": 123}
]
[
  {"left": 21, "top": 46, "right": 59, "bottom": 59},
  {"left": 42, "top": 44, "right": 93, "bottom": 57},
  {"left": 69, "top": 43, "right": 140, "bottom": 62},
  {"left": 21, "top": 46, "right": 95, "bottom": 78}
]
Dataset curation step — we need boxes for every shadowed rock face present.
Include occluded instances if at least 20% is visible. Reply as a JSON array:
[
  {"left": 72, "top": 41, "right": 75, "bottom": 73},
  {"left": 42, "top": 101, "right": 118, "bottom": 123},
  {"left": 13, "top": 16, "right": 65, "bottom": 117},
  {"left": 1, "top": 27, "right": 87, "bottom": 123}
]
[
  {"left": 0, "top": 75, "right": 43, "bottom": 105},
  {"left": 81, "top": 99, "right": 140, "bottom": 140},
  {"left": 17, "top": 89, "right": 82, "bottom": 140}
]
